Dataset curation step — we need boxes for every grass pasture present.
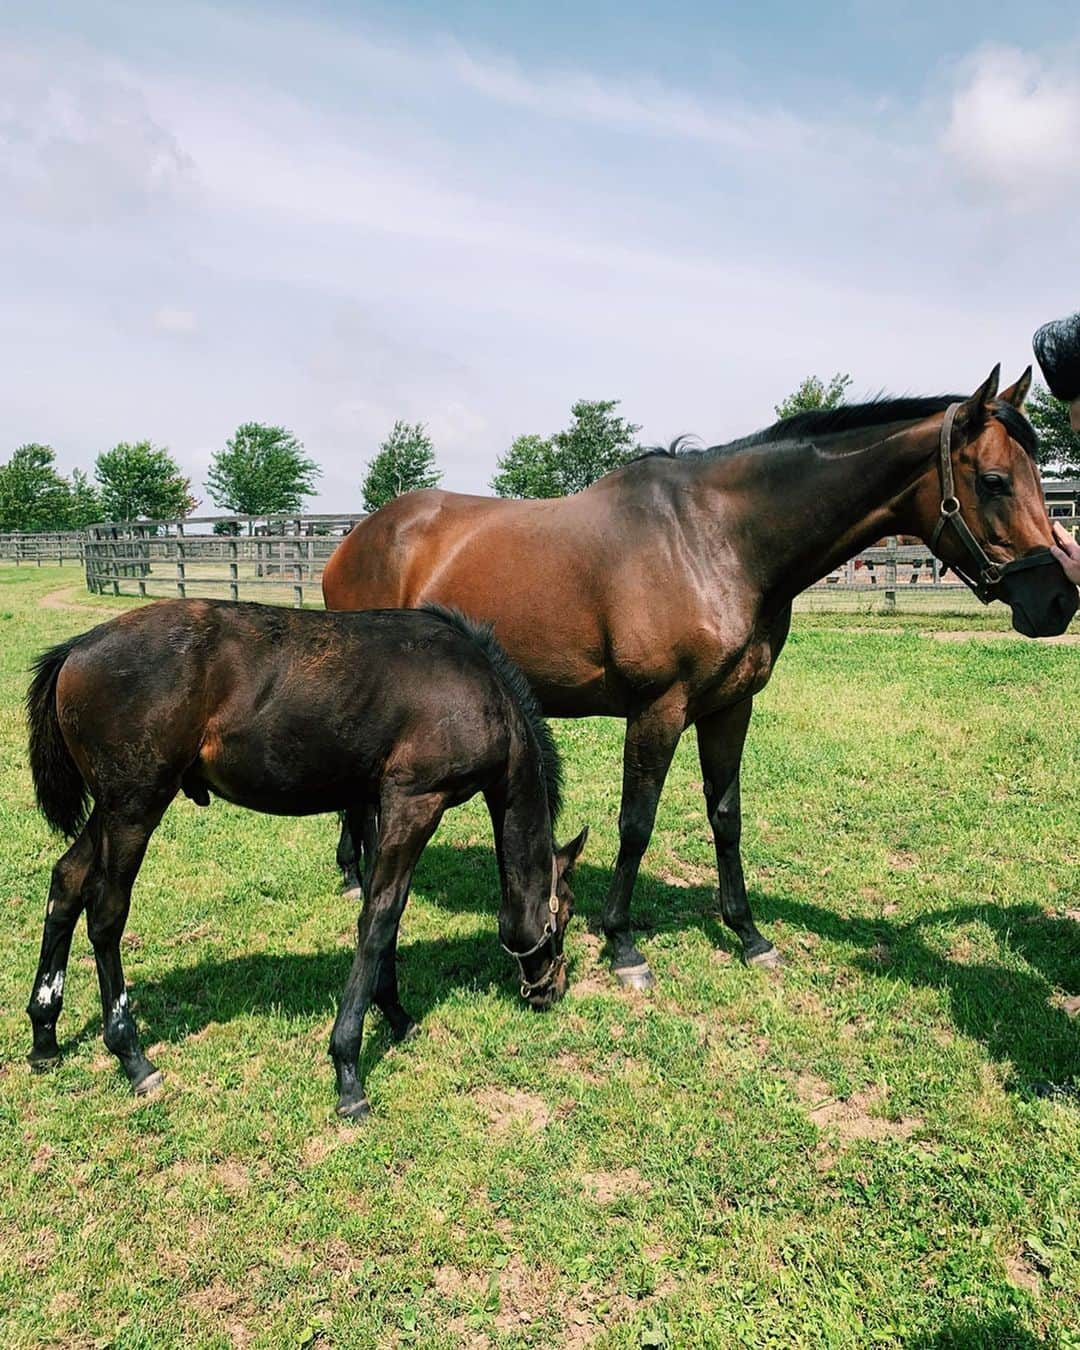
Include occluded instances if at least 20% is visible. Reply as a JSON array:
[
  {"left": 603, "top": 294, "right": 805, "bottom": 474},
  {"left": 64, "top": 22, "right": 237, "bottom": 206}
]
[{"left": 1, "top": 565, "right": 1078, "bottom": 1348}]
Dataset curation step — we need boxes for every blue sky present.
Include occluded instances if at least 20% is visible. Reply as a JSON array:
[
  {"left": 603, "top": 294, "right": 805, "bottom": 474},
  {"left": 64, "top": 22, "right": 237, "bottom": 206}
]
[{"left": 2, "top": 1, "right": 1079, "bottom": 509}]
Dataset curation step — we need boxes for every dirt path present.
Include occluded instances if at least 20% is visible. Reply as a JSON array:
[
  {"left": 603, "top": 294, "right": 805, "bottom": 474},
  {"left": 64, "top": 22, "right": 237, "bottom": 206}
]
[
  {"left": 925, "top": 629, "right": 1080, "bottom": 645},
  {"left": 39, "top": 587, "right": 125, "bottom": 615}
]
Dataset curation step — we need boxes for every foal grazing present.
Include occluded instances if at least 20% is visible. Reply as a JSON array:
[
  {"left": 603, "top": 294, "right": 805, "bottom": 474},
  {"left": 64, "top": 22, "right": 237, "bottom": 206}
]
[
  {"left": 323, "top": 367, "right": 1076, "bottom": 989},
  {"left": 25, "top": 601, "right": 586, "bottom": 1119}
]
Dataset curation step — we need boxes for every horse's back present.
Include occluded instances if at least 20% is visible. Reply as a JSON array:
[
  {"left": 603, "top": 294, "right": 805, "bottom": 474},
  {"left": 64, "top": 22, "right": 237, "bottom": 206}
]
[{"left": 51, "top": 598, "right": 517, "bottom": 814}]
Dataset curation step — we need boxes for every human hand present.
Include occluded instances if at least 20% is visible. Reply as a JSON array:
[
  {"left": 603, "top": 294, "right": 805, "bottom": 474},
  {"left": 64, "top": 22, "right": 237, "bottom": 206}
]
[{"left": 1051, "top": 521, "right": 1080, "bottom": 586}]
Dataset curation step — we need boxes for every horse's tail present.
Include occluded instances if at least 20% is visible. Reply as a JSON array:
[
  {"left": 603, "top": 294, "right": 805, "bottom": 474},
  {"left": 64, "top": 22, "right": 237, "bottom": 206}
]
[{"left": 26, "top": 635, "right": 89, "bottom": 837}]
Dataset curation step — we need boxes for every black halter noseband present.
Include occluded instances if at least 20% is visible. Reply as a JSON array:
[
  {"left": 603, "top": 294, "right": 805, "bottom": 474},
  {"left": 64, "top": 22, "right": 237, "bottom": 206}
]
[{"left": 929, "top": 402, "right": 1058, "bottom": 604}]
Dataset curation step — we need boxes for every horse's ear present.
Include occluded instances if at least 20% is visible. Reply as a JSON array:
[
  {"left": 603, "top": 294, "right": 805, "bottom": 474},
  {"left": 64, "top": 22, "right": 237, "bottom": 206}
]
[
  {"left": 555, "top": 826, "right": 588, "bottom": 877},
  {"left": 998, "top": 365, "right": 1033, "bottom": 410},
  {"left": 955, "top": 364, "right": 1001, "bottom": 437}
]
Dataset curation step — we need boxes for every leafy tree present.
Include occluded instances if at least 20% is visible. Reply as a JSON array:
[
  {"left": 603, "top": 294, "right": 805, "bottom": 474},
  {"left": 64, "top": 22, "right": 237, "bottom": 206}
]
[
  {"left": 206, "top": 423, "right": 321, "bottom": 526},
  {"left": 1025, "top": 383, "right": 1080, "bottom": 478},
  {"left": 774, "top": 372, "right": 852, "bottom": 420},
  {"left": 489, "top": 434, "right": 556, "bottom": 499},
  {"left": 491, "top": 399, "right": 642, "bottom": 498},
  {"left": 0, "top": 444, "right": 75, "bottom": 532},
  {"left": 361, "top": 421, "right": 441, "bottom": 513},
  {"left": 95, "top": 441, "right": 196, "bottom": 522},
  {"left": 66, "top": 470, "right": 103, "bottom": 528}
]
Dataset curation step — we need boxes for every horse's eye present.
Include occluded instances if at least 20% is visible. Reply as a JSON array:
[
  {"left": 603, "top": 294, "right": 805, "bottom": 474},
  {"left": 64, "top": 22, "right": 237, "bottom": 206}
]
[{"left": 979, "top": 472, "right": 1010, "bottom": 497}]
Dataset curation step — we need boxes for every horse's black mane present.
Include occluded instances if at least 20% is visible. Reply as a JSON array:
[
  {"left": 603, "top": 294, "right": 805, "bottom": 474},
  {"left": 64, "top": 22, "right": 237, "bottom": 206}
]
[
  {"left": 422, "top": 605, "right": 563, "bottom": 824},
  {"left": 638, "top": 394, "right": 1038, "bottom": 462}
]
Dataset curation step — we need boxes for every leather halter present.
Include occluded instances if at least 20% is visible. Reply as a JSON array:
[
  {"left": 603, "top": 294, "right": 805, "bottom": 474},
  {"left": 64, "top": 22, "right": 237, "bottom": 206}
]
[
  {"left": 501, "top": 859, "right": 564, "bottom": 1000},
  {"left": 929, "top": 402, "right": 1059, "bottom": 605}
]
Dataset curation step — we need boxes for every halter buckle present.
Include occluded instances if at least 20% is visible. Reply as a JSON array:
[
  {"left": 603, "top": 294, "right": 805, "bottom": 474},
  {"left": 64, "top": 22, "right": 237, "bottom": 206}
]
[{"left": 940, "top": 496, "right": 960, "bottom": 517}]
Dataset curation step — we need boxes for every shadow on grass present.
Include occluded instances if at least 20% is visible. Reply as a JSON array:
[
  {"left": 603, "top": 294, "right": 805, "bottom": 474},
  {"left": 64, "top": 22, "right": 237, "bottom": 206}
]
[
  {"left": 905, "top": 1313, "right": 1047, "bottom": 1348},
  {"left": 413, "top": 842, "right": 1079, "bottom": 1090},
  {"left": 47, "top": 841, "right": 1078, "bottom": 1095}
]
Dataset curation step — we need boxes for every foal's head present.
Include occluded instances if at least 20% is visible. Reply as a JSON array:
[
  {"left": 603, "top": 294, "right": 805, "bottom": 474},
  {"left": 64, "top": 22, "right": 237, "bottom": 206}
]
[
  {"left": 510, "top": 828, "right": 588, "bottom": 1011},
  {"left": 910, "top": 366, "right": 1078, "bottom": 637}
]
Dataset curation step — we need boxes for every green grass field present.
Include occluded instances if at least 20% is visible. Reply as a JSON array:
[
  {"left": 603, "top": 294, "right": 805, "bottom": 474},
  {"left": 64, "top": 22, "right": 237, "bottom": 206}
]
[{"left": 1, "top": 566, "right": 1078, "bottom": 1349}]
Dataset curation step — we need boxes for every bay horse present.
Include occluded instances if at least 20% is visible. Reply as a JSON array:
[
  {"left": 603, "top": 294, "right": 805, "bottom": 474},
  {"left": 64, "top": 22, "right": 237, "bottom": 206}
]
[
  {"left": 25, "top": 601, "right": 586, "bottom": 1118},
  {"left": 323, "top": 367, "right": 1076, "bottom": 990}
]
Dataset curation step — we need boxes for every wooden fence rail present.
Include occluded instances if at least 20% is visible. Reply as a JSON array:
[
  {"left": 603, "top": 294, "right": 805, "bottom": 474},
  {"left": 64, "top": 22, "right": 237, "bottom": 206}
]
[
  {"left": 6, "top": 514, "right": 1079, "bottom": 613},
  {"left": 82, "top": 514, "right": 366, "bottom": 607},
  {"left": 0, "top": 532, "right": 85, "bottom": 565}
]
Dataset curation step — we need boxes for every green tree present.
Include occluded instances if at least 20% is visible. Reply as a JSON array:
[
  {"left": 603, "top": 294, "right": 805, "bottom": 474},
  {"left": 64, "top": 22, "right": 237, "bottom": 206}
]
[
  {"left": 1026, "top": 383, "right": 1080, "bottom": 478},
  {"left": 491, "top": 399, "right": 642, "bottom": 498},
  {"left": 95, "top": 441, "right": 196, "bottom": 522},
  {"left": 206, "top": 423, "right": 321, "bottom": 526},
  {"left": 774, "top": 372, "right": 852, "bottom": 420},
  {"left": 66, "top": 470, "right": 103, "bottom": 528},
  {"left": 0, "top": 444, "right": 74, "bottom": 532},
  {"left": 361, "top": 421, "right": 441, "bottom": 513},
  {"left": 489, "top": 433, "right": 557, "bottom": 499}
]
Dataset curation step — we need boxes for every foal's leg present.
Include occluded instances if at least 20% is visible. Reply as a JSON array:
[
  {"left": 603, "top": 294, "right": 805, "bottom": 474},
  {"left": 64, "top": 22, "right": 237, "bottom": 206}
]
[
  {"left": 84, "top": 808, "right": 167, "bottom": 1094},
  {"left": 337, "top": 805, "right": 379, "bottom": 900},
  {"left": 26, "top": 812, "right": 97, "bottom": 1070},
  {"left": 602, "top": 699, "right": 685, "bottom": 989},
  {"left": 343, "top": 806, "right": 411, "bottom": 1039},
  {"left": 330, "top": 792, "right": 443, "bottom": 1119},
  {"left": 336, "top": 813, "right": 362, "bottom": 900},
  {"left": 696, "top": 700, "right": 778, "bottom": 967}
]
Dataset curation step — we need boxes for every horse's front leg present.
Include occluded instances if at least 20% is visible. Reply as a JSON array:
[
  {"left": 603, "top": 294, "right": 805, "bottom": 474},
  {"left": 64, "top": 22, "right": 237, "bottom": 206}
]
[
  {"left": 695, "top": 699, "right": 778, "bottom": 968},
  {"left": 602, "top": 697, "right": 685, "bottom": 990},
  {"left": 330, "top": 793, "right": 441, "bottom": 1119}
]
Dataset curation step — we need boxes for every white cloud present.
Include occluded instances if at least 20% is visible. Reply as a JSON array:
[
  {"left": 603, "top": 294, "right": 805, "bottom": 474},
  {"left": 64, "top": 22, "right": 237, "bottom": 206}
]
[
  {"left": 941, "top": 45, "right": 1080, "bottom": 204},
  {"left": 0, "top": 46, "right": 193, "bottom": 224}
]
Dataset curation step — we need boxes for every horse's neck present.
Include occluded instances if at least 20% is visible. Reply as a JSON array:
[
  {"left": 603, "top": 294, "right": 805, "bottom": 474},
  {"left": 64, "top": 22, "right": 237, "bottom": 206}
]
[
  {"left": 703, "top": 423, "right": 935, "bottom": 609},
  {"left": 493, "top": 753, "right": 553, "bottom": 941}
]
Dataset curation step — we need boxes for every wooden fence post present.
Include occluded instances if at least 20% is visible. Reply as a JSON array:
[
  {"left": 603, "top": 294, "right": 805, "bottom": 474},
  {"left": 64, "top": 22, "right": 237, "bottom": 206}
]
[{"left": 883, "top": 536, "right": 898, "bottom": 613}]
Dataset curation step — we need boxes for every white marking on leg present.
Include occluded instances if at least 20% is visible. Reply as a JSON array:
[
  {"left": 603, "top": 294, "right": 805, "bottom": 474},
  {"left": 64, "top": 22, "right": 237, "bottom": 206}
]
[
  {"left": 34, "top": 970, "right": 65, "bottom": 1007},
  {"left": 111, "top": 991, "right": 129, "bottom": 1020}
]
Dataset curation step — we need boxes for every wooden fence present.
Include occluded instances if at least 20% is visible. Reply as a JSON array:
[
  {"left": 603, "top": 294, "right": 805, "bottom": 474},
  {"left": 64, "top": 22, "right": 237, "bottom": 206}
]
[
  {"left": 797, "top": 524, "right": 1080, "bottom": 613},
  {"left": 6, "top": 515, "right": 1078, "bottom": 614},
  {"left": 0, "top": 531, "right": 84, "bottom": 565},
  {"left": 83, "top": 514, "right": 365, "bottom": 607}
]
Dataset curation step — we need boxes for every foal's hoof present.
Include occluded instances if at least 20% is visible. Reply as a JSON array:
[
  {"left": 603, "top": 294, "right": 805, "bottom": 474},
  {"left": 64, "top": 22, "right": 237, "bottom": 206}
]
[
  {"left": 133, "top": 1068, "right": 164, "bottom": 1097},
  {"left": 342, "top": 884, "right": 365, "bottom": 902},
  {"left": 613, "top": 961, "right": 655, "bottom": 992},
  {"left": 746, "top": 946, "right": 783, "bottom": 972},
  {"left": 393, "top": 1020, "right": 420, "bottom": 1044},
  {"left": 27, "top": 1050, "right": 61, "bottom": 1074},
  {"left": 337, "top": 1094, "right": 371, "bottom": 1122}
]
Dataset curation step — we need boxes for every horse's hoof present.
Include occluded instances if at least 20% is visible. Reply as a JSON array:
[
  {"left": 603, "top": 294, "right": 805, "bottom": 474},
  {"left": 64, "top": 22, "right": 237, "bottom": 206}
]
[
  {"left": 613, "top": 961, "right": 654, "bottom": 991},
  {"left": 337, "top": 1095, "right": 371, "bottom": 1121},
  {"left": 28, "top": 1051, "right": 61, "bottom": 1074},
  {"left": 747, "top": 946, "right": 783, "bottom": 971},
  {"left": 395, "top": 1020, "right": 420, "bottom": 1043},
  {"left": 342, "top": 884, "right": 364, "bottom": 901},
  {"left": 133, "top": 1068, "right": 164, "bottom": 1097}
]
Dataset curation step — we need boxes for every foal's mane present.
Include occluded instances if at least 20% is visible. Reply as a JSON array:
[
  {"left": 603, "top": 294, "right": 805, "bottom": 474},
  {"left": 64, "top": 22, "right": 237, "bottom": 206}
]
[
  {"left": 642, "top": 395, "right": 1039, "bottom": 462},
  {"left": 421, "top": 606, "right": 563, "bottom": 825}
]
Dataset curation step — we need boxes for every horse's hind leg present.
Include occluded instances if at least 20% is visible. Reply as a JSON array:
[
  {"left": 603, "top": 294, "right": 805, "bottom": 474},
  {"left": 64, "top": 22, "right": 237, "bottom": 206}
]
[
  {"left": 337, "top": 813, "right": 362, "bottom": 899},
  {"left": 84, "top": 806, "right": 169, "bottom": 1094},
  {"left": 337, "top": 804, "right": 379, "bottom": 900},
  {"left": 696, "top": 701, "right": 778, "bottom": 968},
  {"left": 27, "top": 811, "right": 97, "bottom": 1071},
  {"left": 330, "top": 792, "right": 443, "bottom": 1120}
]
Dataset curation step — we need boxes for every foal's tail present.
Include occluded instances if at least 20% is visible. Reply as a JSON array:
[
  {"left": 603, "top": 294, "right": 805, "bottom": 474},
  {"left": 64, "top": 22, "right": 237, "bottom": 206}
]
[{"left": 26, "top": 635, "right": 89, "bottom": 838}]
